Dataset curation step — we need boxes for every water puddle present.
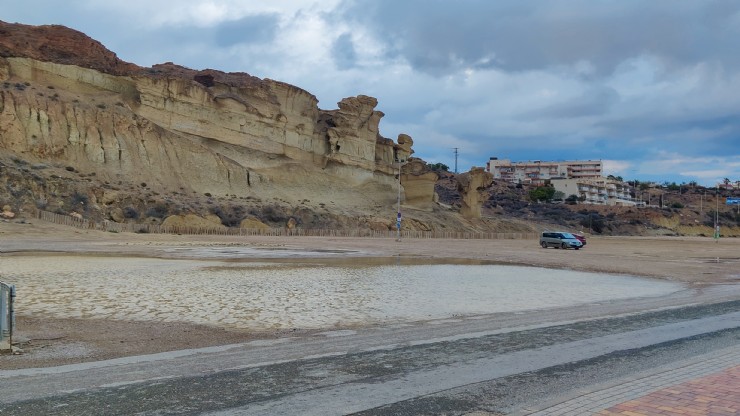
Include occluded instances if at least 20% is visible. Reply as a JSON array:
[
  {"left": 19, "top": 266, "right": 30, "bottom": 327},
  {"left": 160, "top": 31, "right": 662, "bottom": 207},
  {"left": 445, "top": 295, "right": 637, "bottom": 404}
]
[
  {"left": 4, "top": 256, "right": 686, "bottom": 331},
  {"left": 158, "top": 246, "right": 357, "bottom": 258}
]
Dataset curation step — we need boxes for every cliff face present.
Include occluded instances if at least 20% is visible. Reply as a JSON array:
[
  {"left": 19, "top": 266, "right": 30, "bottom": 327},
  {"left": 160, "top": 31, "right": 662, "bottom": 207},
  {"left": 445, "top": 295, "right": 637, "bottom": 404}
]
[{"left": 0, "top": 20, "right": 422, "bottom": 217}]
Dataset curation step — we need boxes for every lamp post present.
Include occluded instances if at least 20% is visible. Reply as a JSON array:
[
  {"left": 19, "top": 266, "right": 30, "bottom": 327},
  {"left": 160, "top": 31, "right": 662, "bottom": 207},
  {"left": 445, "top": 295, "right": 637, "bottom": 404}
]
[
  {"left": 714, "top": 186, "right": 720, "bottom": 242},
  {"left": 396, "top": 160, "right": 405, "bottom": 242}
]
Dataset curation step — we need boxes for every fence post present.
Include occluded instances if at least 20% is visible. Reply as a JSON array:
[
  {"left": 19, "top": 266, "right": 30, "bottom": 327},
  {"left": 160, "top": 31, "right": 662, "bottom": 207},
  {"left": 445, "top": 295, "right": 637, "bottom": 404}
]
[
  {"left": 0, "top": 282, "right": 15, "bottom": 352},
  {"left": 34, "top": 210, "right": 542, "bottom": 241}
]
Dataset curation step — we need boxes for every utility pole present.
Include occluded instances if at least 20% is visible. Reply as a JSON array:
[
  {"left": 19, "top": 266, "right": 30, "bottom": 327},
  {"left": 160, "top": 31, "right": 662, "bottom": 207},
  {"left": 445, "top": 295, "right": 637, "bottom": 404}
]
[
  {"left": 396, "top": 160, "right": 404, "bottom": 242},
  {"left": 714, "top": 186, "right": 720, "bottom": 242},
  {"left": 453, "top": 148, "right": 459, "bottom": 174}
]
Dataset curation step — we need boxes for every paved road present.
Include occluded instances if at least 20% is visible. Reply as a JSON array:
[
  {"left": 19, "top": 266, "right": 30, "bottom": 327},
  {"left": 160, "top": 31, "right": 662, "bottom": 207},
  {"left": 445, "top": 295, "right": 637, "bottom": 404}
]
[{"left": 1, "top": 292, "right": 739, "bottom": 415}]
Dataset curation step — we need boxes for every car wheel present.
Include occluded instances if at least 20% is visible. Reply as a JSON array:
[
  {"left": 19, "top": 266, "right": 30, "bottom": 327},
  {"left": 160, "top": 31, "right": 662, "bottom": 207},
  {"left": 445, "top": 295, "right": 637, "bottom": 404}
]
[
  {"left": 575, "top": 247, "right": 580, "bottom": 250},
  {"left": 541, "top": 241, "right": 547, "bottom": 248},
  {"left": 561, "top": 243, "right": 567, "bottom": 249}
]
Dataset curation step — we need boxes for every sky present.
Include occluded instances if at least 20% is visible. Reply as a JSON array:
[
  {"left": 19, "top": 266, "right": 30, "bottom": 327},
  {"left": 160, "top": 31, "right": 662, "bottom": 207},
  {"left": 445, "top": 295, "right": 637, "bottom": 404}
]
[{"left": 4, "top": 0, "right": 740, "bottom": 186}]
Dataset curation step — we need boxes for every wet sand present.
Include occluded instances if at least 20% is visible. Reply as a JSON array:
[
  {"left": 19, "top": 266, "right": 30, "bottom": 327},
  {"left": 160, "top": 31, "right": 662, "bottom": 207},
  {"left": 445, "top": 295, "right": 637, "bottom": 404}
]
[{"left": 1, "top": 220, "right": 739, "bottom": 369}]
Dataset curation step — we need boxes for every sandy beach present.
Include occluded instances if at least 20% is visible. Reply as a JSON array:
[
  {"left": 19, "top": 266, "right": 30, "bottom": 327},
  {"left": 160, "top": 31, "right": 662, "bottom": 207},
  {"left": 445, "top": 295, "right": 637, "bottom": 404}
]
[{"left": 2, "top": 220, "right": 739, "bottom": 369}]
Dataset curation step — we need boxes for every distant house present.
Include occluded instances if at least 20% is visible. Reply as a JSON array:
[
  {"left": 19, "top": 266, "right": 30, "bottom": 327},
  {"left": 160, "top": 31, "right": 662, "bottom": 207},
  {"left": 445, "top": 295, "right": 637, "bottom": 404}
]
[
  {"left": 551, "top": 177, "right": 637, "bottom": 206},
  {"left": 485, "top": 157, "right": 602, "bottom": 186},
  {"left": 718, "top": 181, "right": 737, "bottom": 190}
]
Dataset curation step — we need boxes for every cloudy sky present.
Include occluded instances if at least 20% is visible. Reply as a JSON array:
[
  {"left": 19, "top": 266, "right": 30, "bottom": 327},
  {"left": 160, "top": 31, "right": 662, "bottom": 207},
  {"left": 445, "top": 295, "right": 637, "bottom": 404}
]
[{"left": 4, "top": 0, "right": 740, "bottom": 185}]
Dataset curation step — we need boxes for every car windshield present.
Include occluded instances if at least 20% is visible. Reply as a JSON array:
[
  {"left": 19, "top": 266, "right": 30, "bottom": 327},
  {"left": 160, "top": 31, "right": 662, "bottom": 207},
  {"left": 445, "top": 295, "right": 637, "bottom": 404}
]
[{"left": 561, "top": 233, "right": 576, "bottom": 239}]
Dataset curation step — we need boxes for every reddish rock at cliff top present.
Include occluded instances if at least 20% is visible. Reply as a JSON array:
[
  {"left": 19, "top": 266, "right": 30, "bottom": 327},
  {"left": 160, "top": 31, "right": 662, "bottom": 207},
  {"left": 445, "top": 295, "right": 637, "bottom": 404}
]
[{"left": 0, "top": 20, "right": 140, "bottom": 76}]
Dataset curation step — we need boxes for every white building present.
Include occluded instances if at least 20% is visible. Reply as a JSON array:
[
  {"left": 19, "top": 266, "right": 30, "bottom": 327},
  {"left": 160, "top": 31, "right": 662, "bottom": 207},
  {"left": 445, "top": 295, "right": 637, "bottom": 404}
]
[
  {"left": 486, "top": 158, "right": 602, "bottom": 185},
  {"left": 551, "top": 178, "right": 636, "bottom": 206}
]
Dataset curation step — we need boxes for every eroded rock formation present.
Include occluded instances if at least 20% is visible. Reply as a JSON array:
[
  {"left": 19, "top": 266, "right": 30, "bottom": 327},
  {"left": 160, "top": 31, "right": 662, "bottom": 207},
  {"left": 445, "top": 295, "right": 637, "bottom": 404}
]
[
  {"left": 456, "top": 167, "right": 494, "bottom": 219},
  {"left": 0, "top": 21, "right": 429, "bottom": 206},
  {"left": 401, "top": 158, "right": 438, "bottom": 211}
]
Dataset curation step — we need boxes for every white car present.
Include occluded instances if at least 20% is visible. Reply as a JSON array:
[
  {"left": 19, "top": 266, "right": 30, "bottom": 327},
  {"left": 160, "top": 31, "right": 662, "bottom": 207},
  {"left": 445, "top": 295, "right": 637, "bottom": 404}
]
[{"left": 540, "top": 232, "right": 583, "bottom": 250}]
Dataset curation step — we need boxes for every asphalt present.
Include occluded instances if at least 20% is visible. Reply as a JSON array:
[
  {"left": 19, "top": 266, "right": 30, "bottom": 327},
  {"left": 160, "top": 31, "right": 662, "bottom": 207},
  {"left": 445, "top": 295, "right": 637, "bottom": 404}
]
[{"left": 1, "top": 300, "right": 738, "bottom": 415}]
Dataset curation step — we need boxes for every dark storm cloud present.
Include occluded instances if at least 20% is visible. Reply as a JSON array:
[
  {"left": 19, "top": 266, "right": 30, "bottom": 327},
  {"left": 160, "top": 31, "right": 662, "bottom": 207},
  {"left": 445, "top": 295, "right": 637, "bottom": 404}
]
[
  {"left": 597, "top": 114, "right": 740, "bottom": 157},
  {"left": 332, "top": 33, "right": 358, "bottom": 69},
  {"left": 524, "top": 86, "right": 620, "bottom": 119},
  {"left": 214, "top": 14, "right": 279, "bottom": 47},
  {"left": 334, "top": 0, "right": 740, "bottom": 76}
]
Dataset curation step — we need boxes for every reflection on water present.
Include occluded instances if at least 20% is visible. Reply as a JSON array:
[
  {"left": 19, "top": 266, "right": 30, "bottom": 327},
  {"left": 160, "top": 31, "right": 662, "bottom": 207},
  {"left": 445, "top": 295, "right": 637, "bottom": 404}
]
[{"left": 5, "top": 256, "right": 685, "bottom": 330}]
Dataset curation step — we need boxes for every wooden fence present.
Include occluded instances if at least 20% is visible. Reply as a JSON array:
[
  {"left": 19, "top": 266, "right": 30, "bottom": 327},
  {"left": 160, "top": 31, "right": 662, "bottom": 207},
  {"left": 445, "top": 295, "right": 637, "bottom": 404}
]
[{"left": 35, "top": 210, "right": 538, "bottom": 240}]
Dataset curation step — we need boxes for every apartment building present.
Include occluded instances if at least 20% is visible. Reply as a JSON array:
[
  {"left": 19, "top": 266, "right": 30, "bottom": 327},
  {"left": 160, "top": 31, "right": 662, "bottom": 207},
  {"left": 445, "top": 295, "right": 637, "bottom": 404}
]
[
  {"left": 551, "top": 177, "right": 636, "bottom": 206},
  {"left": 486, "top": 158, "right": 602, "bottom": 185}
]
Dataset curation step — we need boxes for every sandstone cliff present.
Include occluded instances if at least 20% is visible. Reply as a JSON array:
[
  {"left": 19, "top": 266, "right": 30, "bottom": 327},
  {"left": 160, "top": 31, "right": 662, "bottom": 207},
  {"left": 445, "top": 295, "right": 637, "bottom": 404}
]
[{"left": 0, "top": 20, "right": 465, "bottom": 231}]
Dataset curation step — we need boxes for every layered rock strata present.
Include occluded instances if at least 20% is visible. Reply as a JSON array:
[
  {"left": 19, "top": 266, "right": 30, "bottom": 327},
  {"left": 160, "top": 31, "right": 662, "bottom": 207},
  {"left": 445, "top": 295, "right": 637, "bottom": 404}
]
[
  {"left": 457, "top": 167, "right": 494, "bottom": 219},
  {"left": 0, "top": 20, "right": 427, "bottom": 215}
]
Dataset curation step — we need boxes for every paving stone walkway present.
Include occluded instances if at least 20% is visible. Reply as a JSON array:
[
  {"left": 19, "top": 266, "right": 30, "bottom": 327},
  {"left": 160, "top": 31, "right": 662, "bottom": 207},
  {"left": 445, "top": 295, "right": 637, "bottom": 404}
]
[
  {"left": 597, "top": 365, "right": 740, "bottom": 415},
  {"left": 520, "top": 345, "right": 740, "bottom": 415}
]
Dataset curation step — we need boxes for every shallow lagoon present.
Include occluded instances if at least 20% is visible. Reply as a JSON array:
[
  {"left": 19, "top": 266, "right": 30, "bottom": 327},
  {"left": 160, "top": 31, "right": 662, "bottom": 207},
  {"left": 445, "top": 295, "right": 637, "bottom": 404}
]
[{"left": 6, "top": 256, "right": 685, "bottom": 330}]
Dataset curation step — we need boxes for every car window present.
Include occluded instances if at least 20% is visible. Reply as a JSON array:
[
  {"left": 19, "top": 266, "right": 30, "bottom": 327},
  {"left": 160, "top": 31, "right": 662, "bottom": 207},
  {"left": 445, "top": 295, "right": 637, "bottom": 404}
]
[{"left": 561, "top": 233, "right": 575, "bottom": 239}]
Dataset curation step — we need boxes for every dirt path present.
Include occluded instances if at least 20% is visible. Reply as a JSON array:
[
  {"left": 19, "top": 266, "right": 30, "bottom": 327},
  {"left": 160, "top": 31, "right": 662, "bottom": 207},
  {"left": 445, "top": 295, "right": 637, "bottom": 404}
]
[{"left": 1, "top": 220, "right": 739, "bottom": 369}]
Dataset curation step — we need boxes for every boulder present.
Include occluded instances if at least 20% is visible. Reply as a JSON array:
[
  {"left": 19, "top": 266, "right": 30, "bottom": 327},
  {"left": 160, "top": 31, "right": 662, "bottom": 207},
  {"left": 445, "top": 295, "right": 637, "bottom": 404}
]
[
  {"left": 366, "top": 217, "right": 392, "bottom": 231},
  {"left": 162, "top": 214, "right": 225, "bottom": 230},
  {"left": 239, "top": 217, "right": 270, "bottom": 230},
  {"left": 109, "top": 207, "right": 125, "bottom": 223},
  {"left": 101, "top": 191, "right": 120, "bottom": 205},
  {"left": 286, "top": 217, "right": 297, "bottom": 229}
]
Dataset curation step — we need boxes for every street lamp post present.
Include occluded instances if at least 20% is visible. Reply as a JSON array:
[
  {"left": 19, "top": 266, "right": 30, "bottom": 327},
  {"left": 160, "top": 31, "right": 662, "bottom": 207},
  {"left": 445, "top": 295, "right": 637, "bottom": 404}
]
[
  {"left": 396, "top": 162, "right": 402, "bottom": 242},
  {"left": 714, "top": 186, "right": 720, "bottom": 242}
]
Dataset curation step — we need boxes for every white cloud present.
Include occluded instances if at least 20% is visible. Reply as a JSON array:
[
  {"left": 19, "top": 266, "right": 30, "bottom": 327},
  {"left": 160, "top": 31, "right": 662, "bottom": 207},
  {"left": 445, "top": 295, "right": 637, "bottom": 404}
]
[
  {"left": 81, "top": 0, "right": 342, "bottom": 28},
  {"left": 633, "top": 151, "right": 740, "bottom": 186},
  {"left": 602, "top": 160, "right": 633, "bottom": 177},
  {"left": 680, "top": 169, "right": 733, "bottom": 182}
]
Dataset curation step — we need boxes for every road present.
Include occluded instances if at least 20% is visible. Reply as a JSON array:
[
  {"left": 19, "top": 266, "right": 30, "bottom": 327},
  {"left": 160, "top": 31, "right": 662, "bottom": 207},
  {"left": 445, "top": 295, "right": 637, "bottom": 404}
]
[{"left": 1, "top": 287, "right": 739, "bottom": 415}]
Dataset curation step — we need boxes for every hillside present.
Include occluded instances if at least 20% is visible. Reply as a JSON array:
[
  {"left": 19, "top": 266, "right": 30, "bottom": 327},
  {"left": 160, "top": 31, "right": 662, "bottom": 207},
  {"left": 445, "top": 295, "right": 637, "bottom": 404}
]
[
  {"left": 434, "top": 173, "right": 740, "bottom": 237},
  {"left": 1, "top": 20, "right": 738, "bottom": 237}
]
